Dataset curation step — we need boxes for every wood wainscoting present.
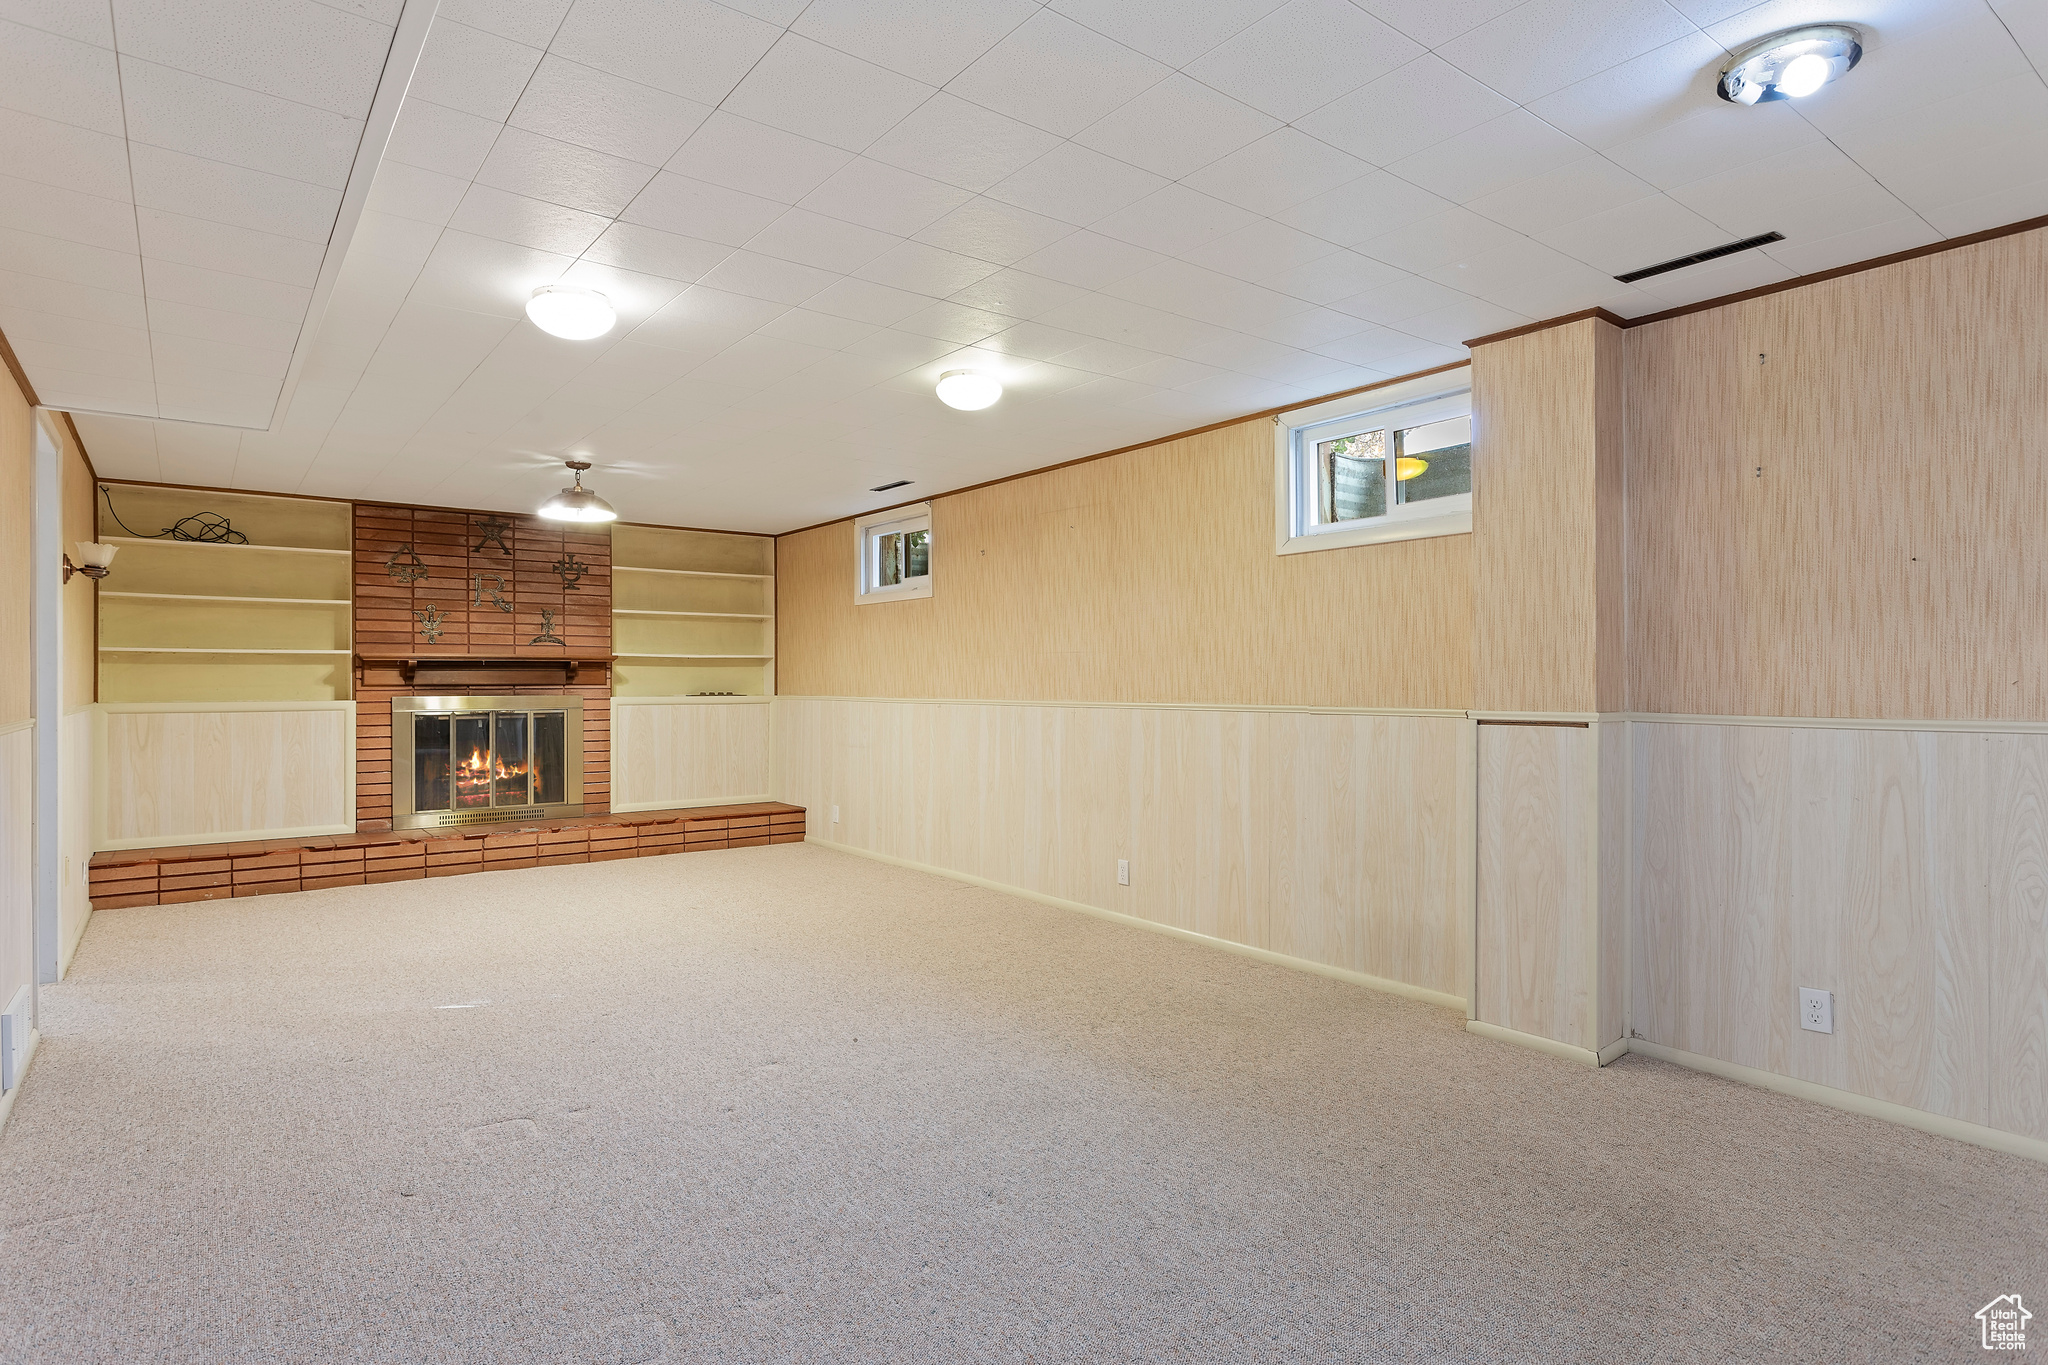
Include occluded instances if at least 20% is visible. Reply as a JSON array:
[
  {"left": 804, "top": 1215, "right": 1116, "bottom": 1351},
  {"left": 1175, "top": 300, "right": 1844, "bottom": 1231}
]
[
  {"left": 772, "top": 697, "right": 1473, "bottom": 1005},
  {"left": 611, "top": 698, "right": 771, "bottom": 811},
  {"left": 96, "top": 702, "right": 354, "bottom": 849}
]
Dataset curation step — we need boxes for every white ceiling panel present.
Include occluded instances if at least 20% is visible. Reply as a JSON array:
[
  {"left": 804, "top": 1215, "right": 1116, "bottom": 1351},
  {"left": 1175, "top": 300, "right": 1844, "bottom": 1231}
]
[{"left": 18, "top": 0, "right": 2042, "bottom": 533}]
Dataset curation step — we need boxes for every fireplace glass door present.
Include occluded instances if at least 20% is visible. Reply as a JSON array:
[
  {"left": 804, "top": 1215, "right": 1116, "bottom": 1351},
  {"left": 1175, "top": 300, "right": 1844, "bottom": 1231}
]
[{"left": 393, "top": 696, "right": 583, "bottom": 828}]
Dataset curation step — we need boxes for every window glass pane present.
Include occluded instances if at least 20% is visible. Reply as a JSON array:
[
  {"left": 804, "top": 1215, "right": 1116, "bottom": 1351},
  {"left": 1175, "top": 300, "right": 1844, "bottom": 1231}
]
[
  {"left": 1317, "top": 429, "right": 1385, "bottom": 525},
  {"left": 904, "top": 528, "right": 929, "bottom": 579},
  {"left": 1393, "top": 415, "right": 1471, "bottom": 505},
  {"left": 494, "top": 712, "right": 530, "bottom": 806},
  {"left": 876, "top": 531, "right": 903, "bottom": 586},
  {"left": 453, "top": 715, "right": 492, "bottom": 809}
]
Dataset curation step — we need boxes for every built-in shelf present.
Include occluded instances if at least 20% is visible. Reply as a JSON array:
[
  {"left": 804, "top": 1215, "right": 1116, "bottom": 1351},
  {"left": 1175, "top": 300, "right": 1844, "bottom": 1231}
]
[
  {"left": 611, "top": 609, "right": 769, "bottom": 619},
  {"left": 613, "top": 565, "right": 770, "bottom": 580},
  {"left": 100, "top": 647, "right": 355, "bottom": 656},
  {"left": 102, "top": 592, "right": 353, "bottom": 605},
  {"left": 103, "top": 536, "right": 352, "bottom": 557}
]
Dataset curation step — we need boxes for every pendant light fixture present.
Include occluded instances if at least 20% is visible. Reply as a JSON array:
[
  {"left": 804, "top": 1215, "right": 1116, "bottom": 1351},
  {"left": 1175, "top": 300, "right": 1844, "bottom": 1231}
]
[{"left": 537, "top": 460, "right": 618, "bottom": 523}]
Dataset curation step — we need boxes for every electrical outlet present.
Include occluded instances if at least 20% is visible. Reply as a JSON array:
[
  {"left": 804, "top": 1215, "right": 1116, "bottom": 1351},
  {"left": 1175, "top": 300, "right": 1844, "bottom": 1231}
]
[
  {"left": 1116, "top": 859, "right": 1129, "bottom": 886},
  {"left": 1799, "top": 987, "right": 1833, "bottom": 1034},
  {"left": 831, "top": 804, "right": 840, "bottom": 824}
]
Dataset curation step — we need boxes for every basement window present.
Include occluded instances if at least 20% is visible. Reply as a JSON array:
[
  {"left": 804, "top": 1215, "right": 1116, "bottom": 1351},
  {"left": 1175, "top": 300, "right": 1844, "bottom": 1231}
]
[
  {"left": 1274, "top": 368, "right": 1472, "bottom": 555},
  {"left": 855, "top": 503, "right": 932, "bottom": 602}
]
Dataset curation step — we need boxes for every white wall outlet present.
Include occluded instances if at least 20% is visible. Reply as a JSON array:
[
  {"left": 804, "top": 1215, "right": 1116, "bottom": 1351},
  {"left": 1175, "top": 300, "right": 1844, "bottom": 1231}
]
[
  {"left": 1, "top": 985, "right": 30, "bottom": 1093},
  {"left": 1116, "top": 859, "right": 1129, "bottom": 886},
  {"left": 831, "top": 804, "right": 840, "bottom": 824},
  {"left": 1799, "top": 987, "right": 1833, "bottom": 1034}
]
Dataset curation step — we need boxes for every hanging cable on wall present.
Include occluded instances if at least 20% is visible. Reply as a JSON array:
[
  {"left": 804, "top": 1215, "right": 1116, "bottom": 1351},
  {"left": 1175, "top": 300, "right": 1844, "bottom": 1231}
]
[{"left": 99, "top": 484, "right": 249, "bottom": 545}]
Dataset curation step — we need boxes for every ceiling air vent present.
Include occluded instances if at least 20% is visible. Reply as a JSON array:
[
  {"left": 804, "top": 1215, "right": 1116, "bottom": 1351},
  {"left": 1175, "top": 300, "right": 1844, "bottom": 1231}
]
[
  {"left": 870, "top": 479, "right": 914, "bottom": 492},
  {"left": 1614, "top": 232, "right": 1784, "bottom": 283}
]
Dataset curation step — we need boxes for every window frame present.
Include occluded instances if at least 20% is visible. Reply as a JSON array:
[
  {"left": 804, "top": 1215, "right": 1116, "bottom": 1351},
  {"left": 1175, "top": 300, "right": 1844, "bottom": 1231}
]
[
  {"left": 854, "top": 503, "right": 933, "bottom": 603},
  {"left": 1273, "top": 366, "right": 1473, "bottom": 556}
]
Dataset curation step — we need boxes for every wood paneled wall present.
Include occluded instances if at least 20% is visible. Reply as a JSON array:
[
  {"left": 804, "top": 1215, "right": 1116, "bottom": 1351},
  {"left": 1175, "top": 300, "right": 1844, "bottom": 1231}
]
[
  {"left": 62, "top": 424, "right": 93, "bottom": 711},
  {"left": 1633, "top": 720, "right": 2048, "bottom": 1143},
  {"left": 612, "top": 701, "right": 771, "bottom": 810},
  {"left": 1471, "top": 317, "right": 1625, "bottom": 714},
  {"left": 775, "top": 416, "right": 1472, "bottom": 709},
  {"left": 1475, "top": 723, "right": 1594, "bottom": 1047},
  {"left": 98, "top": 705, "right": 354, "bottom": 847},
  {"left": 0, "top": 366, "right": 30, "bottom": 727},
  {"left": 0, "top": 725, "right": 31, "bottom": 1027},
  {"left": 775, "top": 698, "right": 1471, "bottom": 1001},
  {"left": 1626, "top": 227, "right": 2048, "bottom": 721}
]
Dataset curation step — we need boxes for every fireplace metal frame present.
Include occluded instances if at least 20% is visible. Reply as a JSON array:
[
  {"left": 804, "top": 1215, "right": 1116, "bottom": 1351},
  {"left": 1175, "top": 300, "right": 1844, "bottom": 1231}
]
[{"left": 391, "top": 694, "right": 585, "bottom": 830}]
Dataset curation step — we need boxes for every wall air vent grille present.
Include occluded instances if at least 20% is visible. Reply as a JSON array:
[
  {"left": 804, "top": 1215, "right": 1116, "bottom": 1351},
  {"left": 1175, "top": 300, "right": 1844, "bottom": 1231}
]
[{"left": 1615, "top": 232, "right": 1785, "bottom": 283}]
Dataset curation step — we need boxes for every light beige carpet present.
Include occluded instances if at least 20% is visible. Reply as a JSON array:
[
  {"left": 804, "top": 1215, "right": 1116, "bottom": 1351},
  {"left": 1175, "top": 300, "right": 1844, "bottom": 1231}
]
[{"left": 1, "top": 844, "right": 2040, "bottom": 1363}]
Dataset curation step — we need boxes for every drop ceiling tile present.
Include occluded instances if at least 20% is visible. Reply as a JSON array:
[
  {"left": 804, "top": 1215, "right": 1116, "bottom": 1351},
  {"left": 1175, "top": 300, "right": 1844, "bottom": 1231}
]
[
  {"left": 1239, "top": 305, "right": 1376, "bottom": 349},
  {"left": 0, "top": 268, "right": 148, "bottom": 326},
  {"left": 1183, "top": 0, "right": 1424, "bottom": 123},
  {"left": 347, "top": 210, "right": 440, "bottom": 272},
  {"left": 146, "top": 297, "right": 302, "bottom": 351},
  {"left": 364, "top": 161, "right": 470, "bottom": 226},
  {"left": 1628, "top": 246, "right": 1798, "bottom": 309},
  {"left": 986, "top": 144, "right": 1169, "bottom": 225},
  {"left": 583, "top": 221, "right": 735, "bottom": 281},
  {"left": 120, "top": 57, "right": 362, "bottom": 189},
  {"left": 1354, "top": 0, "right": 1523, "bottom": 46},
  {"left": 1388, "top": 110, "right": 1590, "bottom": 205},
  {"left": 0, "top": 224, "right": 143, "bottom": 293},
  {"left": 864, "top": 91, "right": 1063, "bottom": 192},
  {"left": 1421, "top": 235, "right": 1593, "bottom": 299},
  {"left": 1008, "top": 230, "right": 1166, "bottom": 289},
  {"left": 1256, "top": 248, "right": 1407, "bottom": 304},
  {"left": 1182, "top": 129, "right": 1374, "bottom": 213},
  {"left": 1522, "top": 32, "right": 1726, "bottom": 150},
  {"left": 1325, "top": 275, "right": 1469, "bottom": 325},
  {"left": 1669, "top": 145, "right": 1915, "bottom": 242},
  {"left": 128, "top": 145, "right": 343, "bottom": 243},
  {"left": 804, "top": 276, "right": 938, "bottom": 326},
  {"left": 723, "top": 34, "right": 938, "bottom": 154},
  {"left": 1463, "top": 155, "right": 1659, "bottom": 237},
  {"left": 944, "top": 10, "right": 1172, "bottom": 138},
  {"left": 1355, "top": 206, "right": 1524, "bottom": 273},
  {"left": 630, "top": 288, "right": 787, "bottom": 351},
  {"left": 619, "top": 172, "right": 790, "bottom": 248},
  {"left": 1603, "top": 101, "right": 1823, "bottom": 191},
  {"left": 476, "top": 126, "right": 658, "bottom": 216},
  {"left": 741, "top": 208, "right": 900, "bottom": 275},
  {"left": 1781, "top": 7, "right": 2035, "bottom": 133},
  {"left": 666, "top": 114, "right": 857, "bottom": 206},
  {"left": 913, "top": 197, "right": 1076, "bottom": 265},
  {"left": 1825, "top": 74, "right": 2048, "bottom": 215},
  {"left": 434, "top": 0, "right": 575, "bottom": 48},
  {"left": 1923, "top": 172, "right": 2048, "bottom": 238},
  {"left": 947, "top": 269, "right": 1089, "bottom": 320},
  {"left": 1179, "top": 219, "right": 1339, "bottom": 284},
  {"left": 151, "top": 332, "right": 293, "bottom": 380},
  {"left": 144, "top": 259, "right": 310, "bottom": 323},
  {"left": 111, "top": 0, "right": 392, "bottom": 118},
  {"left": 1295, "top": 54, "right": 1516, "bottom": 166},
  {"left": 9, "top": 335, "right": 154, "bottom": 383},
  {"left": 894, "top": 300, "right": 1019, "bottom": 345},
  {"left": 550, "top": 0, "right": 782, "bottom": 103},
  {"left": 0, "top": 174, "right": 135, "bottom": 252},
  {"left": 0, "top": 107, "right": 131, "bottom": 200},
  {"left": 977, "top": 320, "right": 1094, "bottom": 361},
  {"left": 797, "top": 158, "right": 977, "bottom": 239},
  {"left": 1472, "top": 263, "right": 1647, "bottom": 320},
  {"left": 139, "top": 207, "right": 326, "bottom": 288},
  {"left": 0, "top": 0, "right": 114, "bottom": 45},
  {"left": 509, "top": 55, "right": 715, "bottom": 167},
  {"left": 754, "top": 308, "right": 885, "bottom": 350},
  {"left": 1994, "top": 0, "right": 2048, "bottom": 70},
  {"left": 1091, "top": 184, "right": 1260, "bottom": 255},
  {"left": 791, "top": 0, "right": 1039, "bottom": 85},
  {"left": 1070, "top": 74, "right": 1281, "bottom": 181},
  {"left": 0, "top": 306, "right": 150, "bottom": 356},
  {"left": 383, "top": 97, "right": 502, "bottom": 179},
  {"left": 689, "top": 335, "right": 841, "bottom": 391},
  {"left": 1438, "top": 0, "right": 1697, "bottom": 105},
  {"left": 408, "top": 230, "right": 575, "bottom": 318},
  {"left": 1532, "top": 193, "right": 1728, "bottom": 275},
  {"left": 1104, "top": 260, "right": 1311, "bottom": 332},
  {"left": 1766, "top": 215, "right": 1945, "bottom": 275},
  {"left": 857, "top": 241, "right": 1003, "bottom": 296},
  {"left": 0, "top": 18, "right": 124, "bottom": 135},
  {"left": 447, "top": 183, "right": 613, "bottom": 255},
  {"left": 1272, "top": 170, "right": 1455, "bottom": 248},
  {"left": 405, "top": 18, "right": 543, "bottom": 121}
]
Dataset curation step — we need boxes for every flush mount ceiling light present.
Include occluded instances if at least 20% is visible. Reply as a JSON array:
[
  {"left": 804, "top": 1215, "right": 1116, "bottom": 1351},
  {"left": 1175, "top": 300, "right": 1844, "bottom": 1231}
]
[
  {"left": 536, "top": 460, "right": 617, "bottom": 523},
  {"left": 935, "top": 370, "right": 1002, "bottom": 410},
  {"left": 526, "top": 285, "right": 616, "bottom": 340},
  {"left": 1718, "top": 25, "right": 1862, "bottom": 104}
]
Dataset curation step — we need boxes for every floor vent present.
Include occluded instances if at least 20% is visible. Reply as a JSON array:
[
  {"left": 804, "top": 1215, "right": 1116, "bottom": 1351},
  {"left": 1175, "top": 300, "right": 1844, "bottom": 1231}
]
[{"left": 1615, "top": 231, "right": 1784, "bottom": 283}]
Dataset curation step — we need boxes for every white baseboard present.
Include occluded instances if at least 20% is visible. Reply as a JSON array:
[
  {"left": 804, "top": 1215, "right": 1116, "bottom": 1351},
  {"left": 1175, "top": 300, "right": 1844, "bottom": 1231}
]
[
  {"left": 1465, "top": 1019, "right": 1610, "bottom": 1068},
  {"left": 0, "top": 1027, "right": 42, "bottom": 1140},
  {"left": 806, "top": 837, "right": 1468, "bottom": 1013},
  {"left": 1626, "top": 1038, "right": 2048, "bottom": 1166}
]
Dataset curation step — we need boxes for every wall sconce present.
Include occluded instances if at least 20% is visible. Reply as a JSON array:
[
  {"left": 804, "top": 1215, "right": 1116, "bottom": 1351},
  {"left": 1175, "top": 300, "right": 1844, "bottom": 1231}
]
[{"left": 63, "top": 541, "right": 118, "bottom": 583}]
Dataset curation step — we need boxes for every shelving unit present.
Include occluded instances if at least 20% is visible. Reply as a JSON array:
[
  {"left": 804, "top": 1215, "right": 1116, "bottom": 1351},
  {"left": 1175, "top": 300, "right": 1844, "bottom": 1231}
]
[
  {"left": 610, "top": 525, "right": 775, "bottom": 698},
  {"left": 97, "top": 485, "right": 354, "bottom": 703}
]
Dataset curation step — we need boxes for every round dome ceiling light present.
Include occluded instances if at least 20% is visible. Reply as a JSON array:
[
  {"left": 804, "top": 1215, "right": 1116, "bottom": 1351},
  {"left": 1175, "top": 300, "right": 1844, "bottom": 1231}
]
[
  {"left": 935, "top": 370, "right": 1002, "bottom": 410},
  {"left": 526, "top": 285, "right": 616, "bottom": 340},
  {"left": 1718, "top": 25, "right": 1862, "bottom": 104},
  {"left": 536, "top": 460, "right": 618, "bottom": 523}
]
